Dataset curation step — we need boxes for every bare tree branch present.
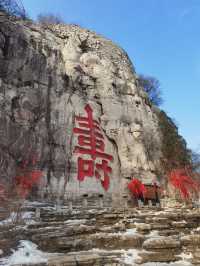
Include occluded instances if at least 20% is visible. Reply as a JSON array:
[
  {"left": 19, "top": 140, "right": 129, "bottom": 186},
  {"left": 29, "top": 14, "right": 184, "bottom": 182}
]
[
  {"left": 138, "top": 74, "right": 163, "bottom": 106},
  {"left": 0, "top": 0, "right": 27, "bottom": 19}
]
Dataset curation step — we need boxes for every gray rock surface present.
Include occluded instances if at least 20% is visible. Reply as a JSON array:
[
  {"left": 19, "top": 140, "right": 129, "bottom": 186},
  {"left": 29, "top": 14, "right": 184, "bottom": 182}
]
[
  {"left": 0, "top": 12, "right": 162, "bottom": 203},
  {"left": 1, "top": 203, "right": 200, "bottom": 265},
  {"left": 142, "top": 236, "right": 180, "bottom": 250}
]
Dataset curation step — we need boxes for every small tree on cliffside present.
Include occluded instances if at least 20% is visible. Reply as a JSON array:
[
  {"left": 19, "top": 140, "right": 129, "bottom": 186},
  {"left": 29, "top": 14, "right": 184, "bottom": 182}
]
[
  {"left": 0, "top": 0, "right": 26, "bottom": 19},
  {"left": 37, "top": 13, "right": 64, "bottom": 25},
  {"left": 138, "top": 75, "right": 163, "bottom": 106}
]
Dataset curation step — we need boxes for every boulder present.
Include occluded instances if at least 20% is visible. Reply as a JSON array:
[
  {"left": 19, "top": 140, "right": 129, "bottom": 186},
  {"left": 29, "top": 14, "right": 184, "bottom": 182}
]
[
  {"left": 172, "top": 221, "right": 187, "bottom": 228},
  {"left": 142, "top": 236, "right": 180, "bottom": 250},
  {"left": 48, "top": 251, "right": 122, "bottom": 266},
  {"left": 181, "top": 234, "right": 200, "bottom": 246},
  {"left": 135, "top": 223, "right": 151, "bottom": 232},
  {"left": 136, "top": 250, "right": 179, "bottom": 264},
  {"left": 91, "top": 232, "right": 145, "bottom": 249}
]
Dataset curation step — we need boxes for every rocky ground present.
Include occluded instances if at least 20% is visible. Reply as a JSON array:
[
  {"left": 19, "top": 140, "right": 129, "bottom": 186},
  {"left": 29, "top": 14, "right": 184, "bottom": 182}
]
[{"left": 0, "top": 201, "right": 200, "bottom": 266}]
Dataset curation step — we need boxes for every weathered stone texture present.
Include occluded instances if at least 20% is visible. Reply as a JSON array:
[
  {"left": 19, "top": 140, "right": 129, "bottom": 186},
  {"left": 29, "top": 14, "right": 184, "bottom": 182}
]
[
  {"left": 1, "top": 203, "right": 200, "bottom": 265},
  {"left": 0, "top": 12, "right": 162, "bottom": 203}
]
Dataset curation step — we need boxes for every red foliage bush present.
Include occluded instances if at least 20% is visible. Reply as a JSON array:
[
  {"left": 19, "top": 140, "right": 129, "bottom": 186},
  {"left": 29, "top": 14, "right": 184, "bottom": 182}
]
[
  {"left": 15, "top": 170, "right": 43, "bottom": 198},
  {"left": 15, "top": 156, "right": 43, "bottom": 198},
  {"left": 128, "top": 178, "right": 146, "bottom": 199},
  {"left": 168, "top": 169, "right": 199, "bottom": 199},
  {"left": 0, "top": 156, "right": 43, "bottom": 201}
]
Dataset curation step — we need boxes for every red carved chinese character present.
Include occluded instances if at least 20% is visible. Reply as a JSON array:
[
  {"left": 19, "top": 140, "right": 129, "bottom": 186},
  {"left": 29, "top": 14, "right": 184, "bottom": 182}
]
[
  {"left": 77, "top": 157, "right": 94, "bottom": 181},
  {"left": 73, "top": 104, "right": 113, "bottom": 190},
  {"left": 95, "top": 160, "right": 112, "bottom": 190}
]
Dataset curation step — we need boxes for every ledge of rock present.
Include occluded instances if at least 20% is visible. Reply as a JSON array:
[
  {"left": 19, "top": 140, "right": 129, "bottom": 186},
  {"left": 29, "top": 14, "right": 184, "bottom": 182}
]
[{"left": 142, "top": 236, "right": 181, "bottom": 250}]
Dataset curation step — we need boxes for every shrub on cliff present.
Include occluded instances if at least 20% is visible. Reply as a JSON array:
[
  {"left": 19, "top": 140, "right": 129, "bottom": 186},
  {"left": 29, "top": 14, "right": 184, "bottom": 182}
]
[
  {"left": 158, "top": 110, "right": 192, "bottom": 172},
  {"left": 169, "top": 168, "right": 199, "bottom": 200},
  {"left": 37, "top": 13, "right": 64, "bottom": 25}
]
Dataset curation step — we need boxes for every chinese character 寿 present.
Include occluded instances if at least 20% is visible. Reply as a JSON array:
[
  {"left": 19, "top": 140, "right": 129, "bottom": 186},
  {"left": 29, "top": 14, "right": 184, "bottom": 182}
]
[{"left": 73, "top": 104, "right": 113, "bottom": 190}]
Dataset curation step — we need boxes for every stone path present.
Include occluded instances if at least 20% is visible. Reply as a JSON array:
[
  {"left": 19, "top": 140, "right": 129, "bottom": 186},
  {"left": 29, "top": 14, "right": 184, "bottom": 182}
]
[{"left": 0, "top": 202, "right": 200, "bottom": 265}]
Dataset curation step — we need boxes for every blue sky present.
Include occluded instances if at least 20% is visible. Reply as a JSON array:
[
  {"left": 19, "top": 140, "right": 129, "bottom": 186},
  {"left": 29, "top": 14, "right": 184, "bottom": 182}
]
[{"left": 22, "top": 0, "right": 200, "bottom": 151}]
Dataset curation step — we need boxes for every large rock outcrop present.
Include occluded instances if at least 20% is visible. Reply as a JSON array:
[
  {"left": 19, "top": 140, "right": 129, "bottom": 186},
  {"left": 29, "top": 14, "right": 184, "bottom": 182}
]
[{"left": 0, "top": 12, "right": 162, "bottom": 204}]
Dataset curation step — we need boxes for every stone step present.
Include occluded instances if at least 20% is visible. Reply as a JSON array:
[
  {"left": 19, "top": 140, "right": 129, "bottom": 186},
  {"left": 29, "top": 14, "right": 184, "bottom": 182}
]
[{"left": 1, "top": 203, "right": 200, "bottom": 265}]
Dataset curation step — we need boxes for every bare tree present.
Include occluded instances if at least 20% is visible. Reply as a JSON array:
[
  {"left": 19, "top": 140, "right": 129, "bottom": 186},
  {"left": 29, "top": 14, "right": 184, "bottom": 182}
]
[
  {"left": 138, "top": 75, "right": 163, "bottom": 106},
  {"left": 37, "top": 13, "right": 64, "bottom": 25},
  {"left": 0, "top": 0, "right": 27, "bottom": 19},
  {"left": 191, "top": 151, "right": 200, "bottom": 172}
]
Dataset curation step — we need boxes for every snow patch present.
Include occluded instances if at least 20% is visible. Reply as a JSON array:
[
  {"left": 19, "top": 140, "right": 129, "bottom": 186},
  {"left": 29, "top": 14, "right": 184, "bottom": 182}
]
[
  {"left": 122, "top": 249, "right": 139, "bottom": 265},
  {"left": 147, "top": 230, "right": 160, "bottom": 237},
  {"left": 95, "top": 228, "right": 138, "bottom": 237},
  {"left": 0, "top": 240, "right": 49, "bottom": 265},
  {"left": 64, "top": 219, "right": 87, "bottom": 225},
  {"left": 0, "top": 212, "right": 36, "bottom": 226},
  {"left": 142, "top": 261, "right": 192, "bottom": 266},
  {"left": 123, "top": 228, "right": 137, "bottom": 235},
  {"left": 178, "top": 252, "right": 193, "bottom": 260}
]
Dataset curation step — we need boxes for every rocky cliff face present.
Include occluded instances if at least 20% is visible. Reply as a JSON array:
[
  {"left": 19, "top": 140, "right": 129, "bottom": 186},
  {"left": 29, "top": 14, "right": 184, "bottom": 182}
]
[{"left": 0, "top": 12, "right": 162, "bottom": 204}]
